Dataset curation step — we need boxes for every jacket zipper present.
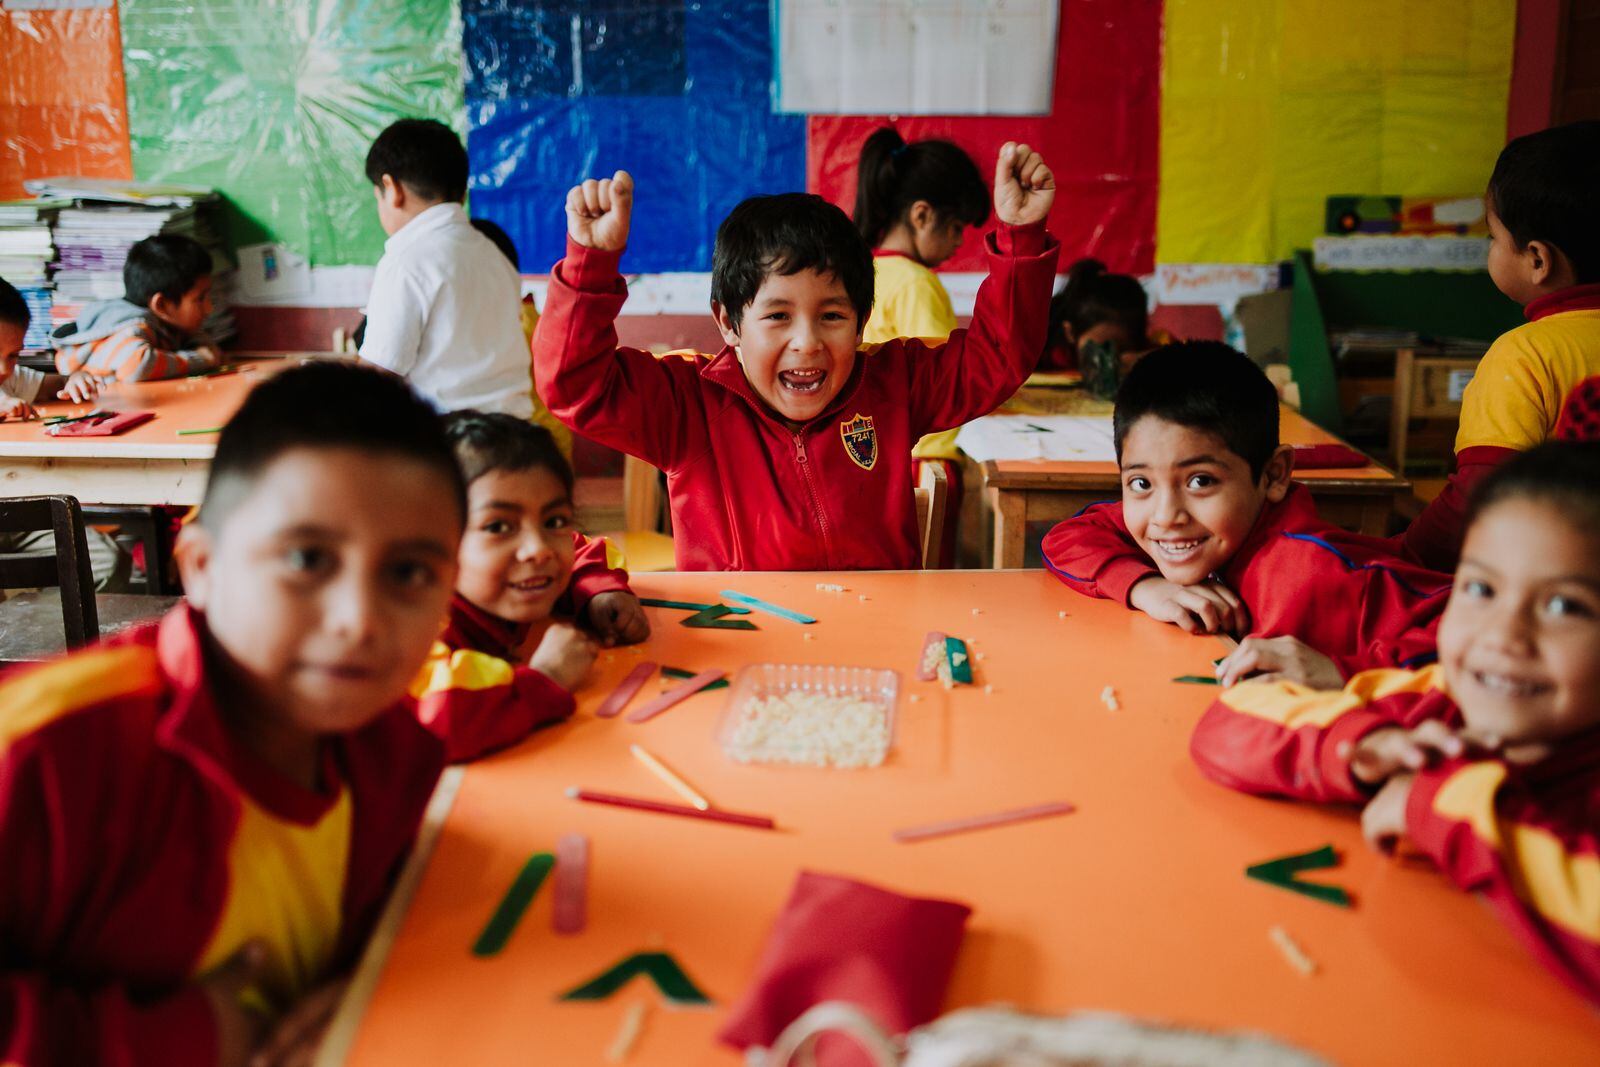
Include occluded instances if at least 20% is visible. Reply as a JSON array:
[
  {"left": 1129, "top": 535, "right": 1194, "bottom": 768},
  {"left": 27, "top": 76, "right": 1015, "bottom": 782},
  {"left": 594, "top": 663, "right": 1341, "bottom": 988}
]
[{"left": 792, "top": 431, "right": 834, "bottom": 566}]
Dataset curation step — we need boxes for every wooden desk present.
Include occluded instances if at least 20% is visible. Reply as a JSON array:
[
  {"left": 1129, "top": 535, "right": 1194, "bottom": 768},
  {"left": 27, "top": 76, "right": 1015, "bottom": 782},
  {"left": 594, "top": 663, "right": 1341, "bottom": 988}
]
[
  {"left": 0, "top": 355, "right": 309, "bottom": 506},
  {"left": 982, "top": 403, "right": 1410, "bottom": 569},
  {"left": 319, "top": 572, "right": 1596, "bottom": 1066}
]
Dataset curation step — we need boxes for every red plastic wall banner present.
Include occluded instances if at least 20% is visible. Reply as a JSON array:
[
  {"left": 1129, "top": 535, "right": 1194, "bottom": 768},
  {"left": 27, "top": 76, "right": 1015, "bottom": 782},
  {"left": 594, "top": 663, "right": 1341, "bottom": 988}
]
[
  {"left": 0, "top": 4, "right": 133, "bottom": 200},
  {"left": 807, "top": 0, "right": 1160, "bottom": 275}
]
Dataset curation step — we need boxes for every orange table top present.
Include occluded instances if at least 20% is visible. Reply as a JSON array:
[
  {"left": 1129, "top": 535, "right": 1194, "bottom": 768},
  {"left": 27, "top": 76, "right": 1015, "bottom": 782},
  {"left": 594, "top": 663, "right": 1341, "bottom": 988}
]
[
  {"left": 336, "top": 571, "right": 1597, "bottom": 1065},
  {"left": 0, "top": 355, "right": 307, "bottom": 459},
  {"left": 985, "top": 405, "right": 1403, "bottom": 486}
]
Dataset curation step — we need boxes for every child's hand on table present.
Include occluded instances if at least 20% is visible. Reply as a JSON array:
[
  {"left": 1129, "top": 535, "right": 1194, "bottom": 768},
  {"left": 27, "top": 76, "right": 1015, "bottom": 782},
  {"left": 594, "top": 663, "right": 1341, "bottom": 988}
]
[
  {"left": 56, "top": 370, "right": 100, "bottom": 404},
  {"left": 993, "top": 142, "right": 1055, "bottom": 227},
  {"left": 249, "top": 977, "right": 348, "bottom": 1067},
  {"left": 1361, "top": 772, "right": 1415, "bottom": 854},
  {"left": 584, "top": 590, "right": 651, "bottom": 646},
  {"left": 1128, "top": 575, "right": 1248, "bottom": 636},
  {"left": 0, "top": 395, "right": 36, "bottom": 421},
  {"left": 198, "top": 941, "right": 271, "bottom": 1067},
  {"left": 1216, "top": 635, "right": 1342, "bottom": 689},
  {"left": 1342, "top": 721, "right": 1470, "bottom": 787},
  {"left": 566, "top": 170, "right": 633, "bottom": 252},
  {"left": 530, "top": 621, "right": 599, "bottom": 692}
]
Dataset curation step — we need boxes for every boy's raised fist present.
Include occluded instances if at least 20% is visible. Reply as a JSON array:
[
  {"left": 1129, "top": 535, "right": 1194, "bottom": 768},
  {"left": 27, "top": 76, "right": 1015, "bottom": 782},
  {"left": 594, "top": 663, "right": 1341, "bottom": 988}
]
[
  {"left": 566, "top": 171, "right": 633, "bottom": 252},
  {"left": 993, "top": 142, "right": 1055, "bottom": 228}
]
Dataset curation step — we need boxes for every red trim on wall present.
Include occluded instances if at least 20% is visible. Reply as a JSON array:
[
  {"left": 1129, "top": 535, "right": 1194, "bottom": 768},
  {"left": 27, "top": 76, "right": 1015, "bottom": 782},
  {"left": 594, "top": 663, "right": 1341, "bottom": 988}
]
[{"left": 1507, "top": 0, "right": 1562, "bottom": 139}]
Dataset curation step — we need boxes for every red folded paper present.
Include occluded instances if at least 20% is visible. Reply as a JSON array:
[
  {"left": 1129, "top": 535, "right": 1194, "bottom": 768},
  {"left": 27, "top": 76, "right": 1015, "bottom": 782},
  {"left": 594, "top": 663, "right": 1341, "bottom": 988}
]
[
  {"left": 1291, "top": 443, "right": 1369, "bottom": 469},
  {"left": 717, "top": 871, "right": 971, "bottom": 1067},
  {"left": 47, "top": 411, "right": 155, "bottom": 437}
]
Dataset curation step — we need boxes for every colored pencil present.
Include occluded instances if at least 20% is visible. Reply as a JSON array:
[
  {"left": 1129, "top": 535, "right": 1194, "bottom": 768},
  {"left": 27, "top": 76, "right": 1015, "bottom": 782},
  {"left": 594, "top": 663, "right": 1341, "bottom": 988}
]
[
  {"left": 552, "top": 832, "right": 589, "bottom": 936},
  {"left": 626, "top": 669, "right": 724, "bottom": 723},
  {"left": 629, "top": 744, "right": 710, "bottom": 810},
  {"left": 892, "top": 801, "right": 1076, "bottom": 843},
  {"left": 567, "top": 787, "right": 775, "bottom": 830}
]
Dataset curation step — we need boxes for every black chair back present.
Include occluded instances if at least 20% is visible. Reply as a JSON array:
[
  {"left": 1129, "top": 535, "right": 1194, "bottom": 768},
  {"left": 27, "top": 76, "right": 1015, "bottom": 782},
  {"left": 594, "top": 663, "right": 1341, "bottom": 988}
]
[{"left": 0, "top": 496, "right": 99, "bottom": 647}]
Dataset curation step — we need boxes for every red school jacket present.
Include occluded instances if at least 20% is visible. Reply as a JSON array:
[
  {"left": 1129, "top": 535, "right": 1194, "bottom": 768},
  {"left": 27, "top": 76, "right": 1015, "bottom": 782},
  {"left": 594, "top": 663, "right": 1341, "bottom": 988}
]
[
  {"left": 1041, "top": 484, "right": 1451, "bottom": 678},
  {"left": 0, "top": 606, "right": 445, "bottom": 1066},
  {"left": 533, "top": 225, "right": 1059, "bottom": 570},
  {"left": 412, "top": 533, "right": 634, "bottom": 761},
  {"left": 1189, "top": 667, "right": 1600, "bottom": 1005}
]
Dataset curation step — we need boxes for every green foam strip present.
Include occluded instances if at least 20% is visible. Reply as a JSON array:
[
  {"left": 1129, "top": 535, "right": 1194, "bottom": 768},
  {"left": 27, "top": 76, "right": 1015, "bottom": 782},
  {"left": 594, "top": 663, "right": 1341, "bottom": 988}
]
[
  {"left": 1173, "top": 675, "right": 1220, "bottom": 685},
  {"left": 661, "top": 666, "right": 730, "bottom": 689},
  {"left": 471, "top": 852, "right": 554, "bottom": 957},
  {"left": 558, "top": 951, "right": 712, "bottom": 1005}
]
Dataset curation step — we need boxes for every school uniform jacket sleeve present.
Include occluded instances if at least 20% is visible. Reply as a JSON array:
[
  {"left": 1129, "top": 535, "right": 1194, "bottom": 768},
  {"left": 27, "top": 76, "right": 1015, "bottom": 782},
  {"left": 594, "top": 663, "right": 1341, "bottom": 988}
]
[
  {"left": 561, "top": 532, "right": 633, "bottom": 620},
  {"left": 1040, "top": 500, "right": 1160, "bottom": 606},
  {"left": 532, "top": 239, "right": 699, "bottom": 469},
  {"left": 904, "top": 221, "right": 1059, "bottom": 436},
  {"left": 1405, "top": 755, "right": 1600, "bottom": 1004},
  {"left": 1398, "top": 446, "right": 1517, "bottom": 573},
  {"left": 1189, "top": 666, "right": 1450, "bottom": 803},
  {"left": 0, "top": 687, "right": 218, "bottom": 1066},
  {"left": 409, "top": 647, "right": 575, "bottom": 763}
]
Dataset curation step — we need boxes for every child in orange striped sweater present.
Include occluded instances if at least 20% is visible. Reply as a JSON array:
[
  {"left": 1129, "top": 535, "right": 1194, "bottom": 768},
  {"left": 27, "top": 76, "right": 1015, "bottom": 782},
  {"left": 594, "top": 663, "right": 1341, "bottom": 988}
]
[{"left": 52, "top": 234, "right": 221, "bottom": 382}]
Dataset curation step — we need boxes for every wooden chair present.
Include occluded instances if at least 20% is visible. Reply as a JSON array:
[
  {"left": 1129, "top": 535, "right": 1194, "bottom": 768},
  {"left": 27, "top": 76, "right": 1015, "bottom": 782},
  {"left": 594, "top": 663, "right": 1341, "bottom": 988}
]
[
  {"left": 913, "top": 460, "right": 949, "bottom": 570},
  {"left": 0, "top": 495, "right": 178, "bottom": 666},
  {"left": 603, "top": 455, "right": 676, "bottom": 573},
  {"left": 1390, "top": 347, "right": 1481, "bottom": 474}
]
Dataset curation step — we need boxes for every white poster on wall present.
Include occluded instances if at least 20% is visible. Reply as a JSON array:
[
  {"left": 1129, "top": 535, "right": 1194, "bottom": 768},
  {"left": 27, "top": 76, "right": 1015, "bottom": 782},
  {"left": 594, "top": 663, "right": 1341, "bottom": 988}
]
[{"left": 776, "top": 0, "right": 1059, "bottom": 115}]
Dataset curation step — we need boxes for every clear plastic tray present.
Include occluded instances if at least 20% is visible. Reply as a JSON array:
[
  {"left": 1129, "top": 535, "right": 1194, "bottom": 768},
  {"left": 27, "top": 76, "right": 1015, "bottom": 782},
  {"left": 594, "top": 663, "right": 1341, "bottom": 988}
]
[{"left": 717, "top": 662, "right": 899, "bottom": 769}]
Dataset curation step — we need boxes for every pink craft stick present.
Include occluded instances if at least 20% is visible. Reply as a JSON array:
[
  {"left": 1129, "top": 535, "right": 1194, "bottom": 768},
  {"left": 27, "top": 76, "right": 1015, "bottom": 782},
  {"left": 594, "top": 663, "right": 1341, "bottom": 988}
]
[
  {"left": 893, "top": 801, "right": 1076, "bottom": 844},
  {"left": 626, "top": 670, "right": 725, "bottom": 723},
  {"left": 916, "top": 631, "right": 947, "bottom": 681},
  {"left": 594, "top": 661, "right": 658, "bottom": 719},
  {"left": 552, "top": 832, "right": 588, "bottom": 935}
]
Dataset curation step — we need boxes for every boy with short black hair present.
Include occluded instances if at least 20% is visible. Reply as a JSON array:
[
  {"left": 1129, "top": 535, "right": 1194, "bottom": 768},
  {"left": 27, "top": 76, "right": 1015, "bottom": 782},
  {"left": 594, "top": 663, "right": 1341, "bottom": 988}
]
[
  {"left": 413, "top": 412, "right": 647, "bottom": 759},
  {"left": 0, "top": 362, "right": 492, "bottom": 1064},
  {"left": 1401, "top": 119, "right": 1600, "bottom": 571},
  {"left": 535, "top": 144, "right": 1059, "bottom": 570},
  {"left": 1190, "top": 442, "right": 1600, "bottom": 1004},
  {"left": 51, "top": 234, "right": 221, "bottom": 382},
  {"left": 360, "top": 118, "right": 535, "bottom": 418},
  {"left": 1043, "top": 341, "right": 1451, "bottom": 684}
]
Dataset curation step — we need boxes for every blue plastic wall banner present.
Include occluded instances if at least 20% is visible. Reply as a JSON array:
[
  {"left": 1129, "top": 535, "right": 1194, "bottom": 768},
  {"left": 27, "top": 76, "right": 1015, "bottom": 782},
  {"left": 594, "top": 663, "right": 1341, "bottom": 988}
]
[{"left": 463, "top": 0, "right": 805, "bottom": 274}]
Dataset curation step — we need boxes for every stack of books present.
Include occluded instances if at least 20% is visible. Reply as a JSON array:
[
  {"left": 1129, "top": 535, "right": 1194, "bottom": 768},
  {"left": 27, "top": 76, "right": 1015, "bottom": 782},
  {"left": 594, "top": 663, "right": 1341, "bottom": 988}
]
[
  {"left": 24, "top": 178, "right": 236, "bottom": 344},
  {"left": 0, "top": 198, "right": 67, "bottom": 354}
]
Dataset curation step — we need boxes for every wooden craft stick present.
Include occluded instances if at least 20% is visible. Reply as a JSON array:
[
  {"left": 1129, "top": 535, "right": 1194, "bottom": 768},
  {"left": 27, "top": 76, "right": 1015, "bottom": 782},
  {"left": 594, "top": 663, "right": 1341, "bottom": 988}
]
[
  {"left": 626, "top": 670, "right": 724, "bottom": 723},
  {"left": 718, "top": 590, "right": 817, "bottom": 624},
  {"left": 552, "top": 832, "right": 589, "bottom": 936},
  {"left": 606, "top": 1001, "right": 648, "bottom": 1062},
  {"left": 893, "top": 801, "right": 1076, "bottom": 843},
  {"left": 595, "top": 662, "right": 658, "bottom": 719},
  {"left": 630, "top": 744, "right": 710, "bottom": 810},
  {"left": 1269, "top": 925, "right": 1317, "bottom": 977},
  {"left": 567, "top": 788, "right": 775, "bottom": 830},
  {"left": 916, "top": 631, "right": 947, "bottom": 681}
]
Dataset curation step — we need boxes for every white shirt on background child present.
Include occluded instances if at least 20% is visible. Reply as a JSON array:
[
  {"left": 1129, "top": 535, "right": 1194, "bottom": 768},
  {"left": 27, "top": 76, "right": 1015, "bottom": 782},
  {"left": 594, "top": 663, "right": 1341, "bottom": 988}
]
[{"left": 359, "top": 202, "right": 534, "bottom": 418}]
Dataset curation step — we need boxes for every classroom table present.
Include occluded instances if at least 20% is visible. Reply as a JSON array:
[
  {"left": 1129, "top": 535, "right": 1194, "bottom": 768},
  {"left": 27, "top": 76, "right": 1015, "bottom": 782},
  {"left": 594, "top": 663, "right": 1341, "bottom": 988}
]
[
  {"left": 318, "top": 571, "right": 1598, "bottom": 1066},
  {"left": 981, "top": 400, "right": 1411, "bottom": 569},
  {"left": 0, "top": 354, "right": 311, "bottom": 507}
]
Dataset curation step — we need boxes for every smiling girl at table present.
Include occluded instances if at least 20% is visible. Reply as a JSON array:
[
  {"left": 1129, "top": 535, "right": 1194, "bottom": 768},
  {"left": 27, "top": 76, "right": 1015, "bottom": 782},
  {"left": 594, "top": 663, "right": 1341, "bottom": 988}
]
[
  {"left": 1191, "top": 441, "right": 1600, "bottom": 1005},
  {"left": 409, "top": 412, "right": 647, "bottom": 760}
]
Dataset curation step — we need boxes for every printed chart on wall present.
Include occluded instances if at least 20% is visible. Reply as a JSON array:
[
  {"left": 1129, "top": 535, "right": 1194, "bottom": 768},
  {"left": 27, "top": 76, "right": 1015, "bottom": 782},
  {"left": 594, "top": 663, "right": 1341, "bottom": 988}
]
[{"left": 775, "top": 0, "right": 1060, "bottom": 115}]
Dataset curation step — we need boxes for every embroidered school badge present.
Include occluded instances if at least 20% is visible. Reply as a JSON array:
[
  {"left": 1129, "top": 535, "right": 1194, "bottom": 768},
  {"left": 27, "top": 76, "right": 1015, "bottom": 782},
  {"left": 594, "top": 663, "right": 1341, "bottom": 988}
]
[{"left": 839, "top": 413, "right": 878, "bottom": 471}]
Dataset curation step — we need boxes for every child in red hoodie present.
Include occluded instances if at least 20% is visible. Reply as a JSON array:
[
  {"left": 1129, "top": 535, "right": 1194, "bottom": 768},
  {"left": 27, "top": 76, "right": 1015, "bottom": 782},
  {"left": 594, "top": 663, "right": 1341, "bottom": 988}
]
[
  {"left": 410, "top": 412, "right": 647, "bottom": 759},
  {"left": 533, "top": 144, "right": 1059, "bottom": 570},
  {"left": 1191, "top": 442, "right": 1600, "bottom": 1005},
  {"left": 1043, "top": 342, "right": 1451, "bottom": 686}
]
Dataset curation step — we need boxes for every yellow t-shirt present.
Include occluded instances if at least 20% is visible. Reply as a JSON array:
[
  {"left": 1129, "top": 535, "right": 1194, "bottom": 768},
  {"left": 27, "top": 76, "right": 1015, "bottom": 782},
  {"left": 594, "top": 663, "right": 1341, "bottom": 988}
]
[
  {"left": 1456, "top": 308, "right": 1600, "bottom": 452},
  {"left": 864, "top": 254, "right": 962, "bottom": 460}
]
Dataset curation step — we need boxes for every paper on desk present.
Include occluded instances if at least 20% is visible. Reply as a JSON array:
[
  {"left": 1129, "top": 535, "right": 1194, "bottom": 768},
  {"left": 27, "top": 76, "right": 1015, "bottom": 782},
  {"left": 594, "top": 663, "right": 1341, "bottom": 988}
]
[{"left": 956, "top": 415, "right": 1118, "bottom": 462}]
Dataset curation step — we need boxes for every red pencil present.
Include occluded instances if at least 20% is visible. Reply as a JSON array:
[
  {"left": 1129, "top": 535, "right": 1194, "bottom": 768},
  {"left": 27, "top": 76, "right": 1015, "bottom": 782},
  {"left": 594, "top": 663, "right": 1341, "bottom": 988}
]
[{"left": 566, "top": 787, "right": 776, "bottom": 830}]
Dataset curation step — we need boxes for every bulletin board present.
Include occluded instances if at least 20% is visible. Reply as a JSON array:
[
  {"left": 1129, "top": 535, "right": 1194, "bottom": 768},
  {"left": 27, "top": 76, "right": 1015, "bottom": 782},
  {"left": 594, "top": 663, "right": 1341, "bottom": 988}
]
[
  {"left": 0, "top": 3, "right": 133, "bottom": 201},
  {"left": 118, "top": 0, "right": 466, "bottom": 266},
  {"left": 807, "top": 0, "right": 1160, "bottom": 275},
  {"left": 462, "top": 0, "right": 807, "bottom": 275},
  {"left": 1157, "top": 0, "right": 1515, "bottom": 265}
]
